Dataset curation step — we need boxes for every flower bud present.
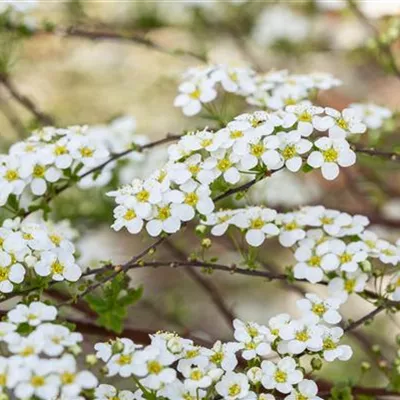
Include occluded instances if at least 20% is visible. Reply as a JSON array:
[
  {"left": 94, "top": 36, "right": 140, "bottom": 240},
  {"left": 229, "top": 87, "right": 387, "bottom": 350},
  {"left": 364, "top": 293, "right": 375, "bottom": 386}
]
[
  {"left": 69, "top": 345, "right": 82, "bottom": 356},
  {"left": 195, "top": 225, "right": 207, "bottom": 236},
  {"left": 311, "top": 357, "right": 322, "bottom": 371},
  {"left": 361, "top": 361, "right": 371, "bottom": 372},
  {"left": 201, "top": 238, "right": 212, "bottom": 249},
  {"left": 86, "top": 354, "right": 98, "bottom": 366},
  {"left": 112, "top": 340, "right": 124, "bottom": 354}
]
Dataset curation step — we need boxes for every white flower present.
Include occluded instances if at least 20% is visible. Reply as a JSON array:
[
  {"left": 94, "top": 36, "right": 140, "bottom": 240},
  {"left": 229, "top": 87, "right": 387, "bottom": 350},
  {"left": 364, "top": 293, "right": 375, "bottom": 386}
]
[
  {"left": 296, "top": 293, "right": 342, "bottom": 324},
  {"left": 322, "top": 239, "right": 368, "bottom": 273},
  {"left": 261, "top": 357, "right": 303, "bottom": 394},
  {"left": 233, "top": 319, "right": 272, "bottom": 360},
  {"left": 0, "top": 156, "right": 26, "bottom": 205},
  {"left": 268, "top": 313, "right": 291, "bottom": 339},
  {"left": 146, "top": 201, "right": 186, "bottom": 237},
  {"left": 293, "top": 242, "right": 333, "bottom": 283},
  {"left": 307, "top": 137, "right": 356, "bottom": 180},
  {"left": 285, "top": 379, "right": 322, "bottom": 400},
  {"left": 176, "top": 181, "right": 215, "bottom": 219},
  {"left": 277, "top": 131, "right": 312, "bottom": 172},
  {"left": 286, "top": 103, "right": 324, "bottom": 137},
  {"left": 0, "top": 252, "right": 25, "bottom": 293},
  {"left": 203, "top": 340, "right": 239, "bottom": 371},
  {"left": 278, "top": 319, "right": 323, "bottom": 354},
  {"left": 106, "top": 340, "right": 146, "bottom": 378},
  {"left": 276, "top": 213, "right": 306, "bottom": 247},
  {"left": 233, "top": 207, "right": 279, "bottom": 247},
  {"left": 328, "top": 271, "right": 368, "bottom": 302},
  {"left": 20, "top": 156, "right": 62, "bottom": 196},
  {"left": 179, "top": 362, "right": 223, "bottom": 391},
  {"left": 95, "top": 384, "right": 135, "bottom": 400},
  {"left": 215, "top": 372, "right": 251, "bottom": 400},
  {"left": 14, "top": 360, "right": 59, "bottom": 400},
  {"left": 56, "top": 354, "right": 98, "bottom": 398},
  {"left": 111, "top": 203, "right": 144, "bottom": 234},
  {"left": 320, "top": 326, "right": 352, "bottom": 362},
  {"left": 322, "top": 107, "right": 366, "bottom": 139},
  {"left": 35, "top": 249, "right": 82, "bottom": 282},
  {"left": 174, "top": 80, "right": 217, "bottom": 116},
  {"left": 35, "top": 323, "right": 83, "bottom": 357},
  {"left": 139, "top": 345, "right": 177, "bottom": 390},
  {"left": 349, "top": 103, "right": 392, "bottom": 130},
  {"left": 8, "top": 302, "right": 57, "bottom": 326},
  {"left": 252, "top": 5, "right": 310, "bottom": 47},
  {"left": 159, "top": 380, "right": 206, "bottom": 400},
  {"left": 202, "top": 150, "right": 241, "bottom": 184},
  {"left": 203, "top": 209, "right": 240, "bottom": 236}
]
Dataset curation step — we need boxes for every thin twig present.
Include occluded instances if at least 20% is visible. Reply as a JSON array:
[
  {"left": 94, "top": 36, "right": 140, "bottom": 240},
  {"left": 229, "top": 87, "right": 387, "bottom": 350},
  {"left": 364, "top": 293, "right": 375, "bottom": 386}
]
[{"left": 0, "top": 75, "right": 55, "bottom": 126}]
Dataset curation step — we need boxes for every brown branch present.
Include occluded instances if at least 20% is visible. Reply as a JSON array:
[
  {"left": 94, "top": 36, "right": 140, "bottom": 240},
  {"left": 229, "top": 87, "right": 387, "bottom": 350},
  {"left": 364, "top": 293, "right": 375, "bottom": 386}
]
[
  {"left": 354, "top": 146, "right": 400, "bottom": 162},
  {"left": 344, "top": 304, "right": 387, "bottom": 332},
  {"left": 0, "top": 75, "right": 55, "bottom": 126},
  {"left": 20, "top": 133, "right": 182, "bottom": 219}
]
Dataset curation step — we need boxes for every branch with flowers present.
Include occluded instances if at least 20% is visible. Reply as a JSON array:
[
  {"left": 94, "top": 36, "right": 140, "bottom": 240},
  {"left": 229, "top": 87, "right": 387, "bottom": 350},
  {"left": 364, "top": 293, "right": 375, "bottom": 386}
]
[{"left": 0, "top": 1, "right": 400, "bottom": 400}]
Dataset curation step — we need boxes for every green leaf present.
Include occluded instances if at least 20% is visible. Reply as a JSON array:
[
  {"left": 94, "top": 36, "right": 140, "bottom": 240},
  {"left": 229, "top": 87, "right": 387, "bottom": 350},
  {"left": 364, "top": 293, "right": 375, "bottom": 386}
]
[
  {"left": 85, "top": 275, "right": 143, "bottom": 334},
  {"left": 330, "top": 383, "right": 354, "bottom": 400}
]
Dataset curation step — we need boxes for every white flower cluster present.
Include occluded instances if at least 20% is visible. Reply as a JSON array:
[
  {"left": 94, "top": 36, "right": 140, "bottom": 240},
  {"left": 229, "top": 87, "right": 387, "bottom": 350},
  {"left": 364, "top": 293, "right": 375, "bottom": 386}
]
[
  {"left": 109, "top": 105, "right": 364, "bottom": 238},
  {"left": 349, "top": 103, "right": 393, "bottom": 130},
  {"left": 252, "top": 5, "right": 310, "bottom": 47},
  {"left": 202, "top": 205, "right": 400, "bottom": 302},
  {"left": 94, "top": 291, "right": 349, "bottom": 400},
  {"left": 0, "top": 301, "right": 97, "bottom": 400},
  {"left": 0, "top": 217, "right": 81, "bottom": 294},
  {"left": 174, "top": 65, "right": 341, "bottom": 116},
  {"left": 0, "top": 117, "right": 149, "bottom": 210}
]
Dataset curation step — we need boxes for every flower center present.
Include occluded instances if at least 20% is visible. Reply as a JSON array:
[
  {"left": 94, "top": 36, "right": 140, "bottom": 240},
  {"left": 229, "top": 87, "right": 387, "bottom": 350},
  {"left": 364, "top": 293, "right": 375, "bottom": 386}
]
[
  {"left": 250, "top": 143, "right": 265, "bottom": 157},
  {"left": 344, "top": 279, "right": 356, "bottom": 293},
  {"left": 323, "top": 338, "right": 337, "bottom": 350},
  {"left": 308, "top": 255, "right": 321, "bottom": 267},
  {"left": 137, "top": 190, "right": 150, "bottom": 202},
  {"left": 185, "top": 192, "right": 199, "bottom": 206},
  {"left": 186, "top": 349, "right": 200, "bottom": 359},
  {"left": 190, "top": 369, "right": 203, "bottom": 381},
  {"left": 322, "top": 148, "right": 338, "bottom": 162},
  {"left": 217, "top": 158, "right": 232, "bottom": 172},
  {"left": 0, "top": 374, "right": 6, "bottom": 386},
  {"left": 188, "top": 164, "right": 200, "bottom": 175},
  {"left": 201, "top": 139, "right": 212, "bottom": 148},
  {"left": 55, "top": 145, "right": 68, "bottom": 155},
  {"left": 284, "top": 98, "right": 296, "bottom": 106},
  {"left": 190, "top": 88, "right": 201, "bottom": 99},
  {"left": 275, "top": 370, "right": 287, "bottom": 383},
  {"left": 147, "top": 361, "right": 162, "bottom": 375},
  {"left": 124, "top": 210, "right": 137, "bottom": 221},
  {"left": 284, "top": 221, "right": 298, "bottom": 231},
  {"left": 210, "top": 351, "right": 224, "bottom": 365},
  {"left": 80, "top": 147, "right": 94, "bottom": 158},
  {"left": 337, "top": 118, "right": 348, "bottom": 130},
  {"left": 295, "top": 330, "right": 309, "bottom": 342},
  {"left": 117, "top": 354, "right": 132, "bottom": 365},
  {"left": 20, "top": 346, "right": 34, "bottom": 357},
  {"left": 5, "top": 169, "right": 18, "bottom": 181},
  {"left": 339, "top": 253, "right": 352, "bottom": 263},
  {"left": 31, "top": 375, "right": 45, "bottom": 387},
  {"left": 230, "top": 130, "right": 243, "bottom": 139},
  {"left": 250, "top": 218, "right": 264, "bottom": 229},
  {"left": 49, "top": 234, "right": 61, "bottom": 246},
  {"left": 282, "top": 145, "right": 296, "bottom": 160},
  {"left": 320, "top": 216, "right": 334, "bottom": 225},
  {"left": 228, "top": 384, "right": 241, "bottom": 396},
  {"left": 298, "top": 111, "right": 312, "bottom": 122},
  {"left": 61, "top": 372, "right": 76, "bottom": 385},
  {"left": 51, "top": 261, "right": 64, "bottom": 274},
  {"left": 312, "top": 303, "right": 326, "bottom": 316},
  {"left": 0, "top": 267, "right": 9, "bottom": 282},
  {"left": 157, "top": 206, "right": 171, "bottom": 221}
]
